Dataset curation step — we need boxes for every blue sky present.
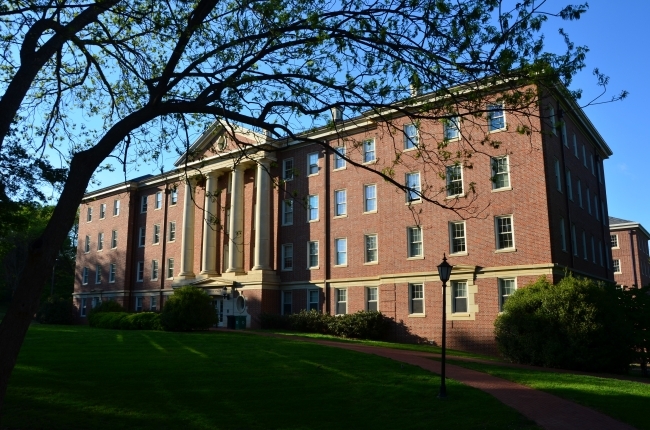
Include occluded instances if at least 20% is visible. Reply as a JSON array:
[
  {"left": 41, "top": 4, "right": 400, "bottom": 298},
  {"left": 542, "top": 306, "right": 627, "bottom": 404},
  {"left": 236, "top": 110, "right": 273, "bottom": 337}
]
[{"left": 88, "top": 1, "right": 649, "bottom": 227}]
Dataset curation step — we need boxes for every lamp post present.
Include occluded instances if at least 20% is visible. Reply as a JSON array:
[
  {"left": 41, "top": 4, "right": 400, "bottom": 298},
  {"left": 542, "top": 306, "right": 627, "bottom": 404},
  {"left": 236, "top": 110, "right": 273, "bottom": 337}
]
[{"left": 437, "top": 254, "right": 452, "bottom": 398}]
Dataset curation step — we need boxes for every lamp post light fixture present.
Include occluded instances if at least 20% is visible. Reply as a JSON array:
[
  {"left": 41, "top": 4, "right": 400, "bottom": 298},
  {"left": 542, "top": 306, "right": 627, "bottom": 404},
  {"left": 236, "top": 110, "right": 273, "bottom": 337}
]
[{"left": 436, "top": 254, "right": 452, "bottom": 399}]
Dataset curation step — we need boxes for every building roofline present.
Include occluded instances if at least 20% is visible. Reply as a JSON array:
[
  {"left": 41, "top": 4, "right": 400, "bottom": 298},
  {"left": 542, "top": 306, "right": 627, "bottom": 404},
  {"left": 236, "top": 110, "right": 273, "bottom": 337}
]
[{"left": 609, "top": 222, "right": 650, "bottom": 240}]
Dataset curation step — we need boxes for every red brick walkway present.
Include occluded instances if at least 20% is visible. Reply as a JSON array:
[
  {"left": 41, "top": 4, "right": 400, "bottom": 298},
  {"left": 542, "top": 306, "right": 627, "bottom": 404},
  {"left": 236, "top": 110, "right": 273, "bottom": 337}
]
[{"left": 239, "top": 331, "right": 637, "bottom": 430}]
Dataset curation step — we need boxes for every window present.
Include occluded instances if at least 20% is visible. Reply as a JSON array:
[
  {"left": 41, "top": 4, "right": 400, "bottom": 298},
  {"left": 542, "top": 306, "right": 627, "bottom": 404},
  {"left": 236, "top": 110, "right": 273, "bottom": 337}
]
[
  {"left": 499, "top": 278, "right": 516, "bottom": 311},
  {"left": 82, "top": 267, "right": 89, "bottom": 285},
  {"left": 109, "top": 263, "right": 116, "bottom": 283},
  {"left": 591, "top": 236, "right": 596, "bottom": 264},
  {"left": 450, "top": 222, "right": 466, "bottom": 254},
  {"left": 155, "top": 191, "right": 162, "bottom": 209},
  {"left": 308, "top": 241, "right": 319, "bottom": 268},
  {"left": 167, "top": 258, "right": 175, "bottom": 279},
  {"left": 571, "top": 224, "right": 578, "bottom": 256},
  {"left": 363, "top": 139, "right": 375, "bottom": 163},
  {"left": 611, "top": 234, "right": 619, "bottom": 248},
  {"left": 170, "top": 189, "right": 178, "bottom": 205},
  {"left": 488, "top": 104, "right": 505, "bottom": 131},
  {"left": 151, "top": 297, "right": 157, "bottom": 312},
  {"left": 308, "top": 290, "right": 319, "bottom": 311},
  {"left": 599, "top": 241, "right": 604, "bottom": 267},
  {"left": 446, "top": 165, "right": 464, "bottom": 197},
  {"left": 405, "top": 172, "right": 421, "bottom": 202},
  {"left": 613, "top": 259, "right": 621, "bottom": 274},
  {"left": 97, "top": 232, "right": 104, "bottom": 251},
  {"left": 80, "top": 298, "right": 87, "bottom": 317},
  {"left": 562, "top": 122, "right": 568, "bottom": 147},
  {"left": 582, "top": 231, "right": 588, "bottom": 260},
  {"left": 113, "top": 199, "right": 120, "bottom": 216},
  {"left": 549, "top": 106, "right": 556, "bottom": 135},
  {"left": 586, "top": 187, "right": 591, "bottom": 214},
  {"left": 334, "top": 190, "right": 347, "bottom": 216},
  {"left": 136, "top": 261, "right": 144, "bottom": 282},
  {"left": 139, "top": 227, "right": 146, "bottom": 247},
  {"left": 598, "top": 161, "right": 603, "bottom": 184},
  {"left": 577, "top": 179, "right": 583, "bottom": 208},
  {"left": 407, "top": 226, "right": 423, "bottom": 257},
  {"left": 95, "top": 264, "right": 101, "bottom": 284},
  {"left": 99, "top": 204, "right": 106, "bottom": 219},
  {"left": 169, "top": 221, "right": 176, "bottom": 242},
  {"left": 282, "top": 200, "right": 293, "bottom": 225},
  {"left": 444, "top": 116, "right": 460, "bottom": 140},
  {"left": 334, "top": 147, "right": 346, "bottom": 169},
  {"left": 308, "top": 195, "right": 319, "bottom": 221},
  {"left": 92, "top": 297, "right": 100, "bottom": 309},
  {"left": 573, "top": 134, "right": 579, "bottom": 157},
  {"left": 152, "top": 260, "right": 159, "bottom": 280},
  {"left": 336, "top": 289, "right": 347, "bottom": 315},
  {"left": 281, "top": 244, "right": 293, "bottom": 271},
  {"left": 335, "top": 238, "right": 347, "bottom": 265},
  {"left": 153, "top": 224, "right": 160, "bottom": 244},
  {"left": 560, "top": 218, "right": 567, "bottom": 252},
  {"left": 111, "top": 230, "right": 118, "bottom": 248},
  {"left": 365, "top": 234, "right": 378, "bottom": 263},
  {"left": 590, "top": 154, "right": 595, "bottom": 176},
  {"left": 566, "top": 170, "right": 573, "bottom": 201},
  {"left": 135, "top": 297, "right": 143, "bottom": 312},
  {"left": 410, "top": 283, "right": 424, "bottom": 314},
  {"left": 364, "top": 184, "right": 377, "bottom": 212},
  {"left": 554, "top": 158, "right": 562, "bottom": 191},
  {"left": 141, "top": 196, "right": 148, "bottom": 213},
  {"left": 495, "top": 216, "right": 514, "bottom": 250},
  {"left": 282, "top": 158, "right": 294, "bottom": 181},
  {"left": 367, "top": 287, "right": 378, "bottom": 311},
  {"left": 307, "top": 152, "right": 319, "bottom": 175},
  {"left": 582, "top": 145, "right": 587, "bottom": 167},
  {"left": 404, "top": 123, "right": 419, "bottom": 149},
  {"left": 87, "top": 207, "right": 93, "bottom": 222},
  {"left": 283, "top": 291, "right": 292, "bottom": 315},
  {"left": 594, "top": 195, "right": 600, "bottom": 221},
  {"left": 491, "top": 156, "right": 510, "bottom": 190},
  {"left": 84, "top": 235, "right": 90, "bottom": 253},
  {"left": 601, "top": 202, "right": 606, "bottom": 224},
  {"left": 452, "top": 281, "right": 468, "bottom": 313}
]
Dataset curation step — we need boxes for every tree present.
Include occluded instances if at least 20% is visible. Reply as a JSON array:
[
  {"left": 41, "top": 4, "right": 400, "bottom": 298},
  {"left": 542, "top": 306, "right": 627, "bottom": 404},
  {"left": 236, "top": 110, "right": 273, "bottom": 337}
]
[{"left": 0, "top": 0, "right": 624, "bottom": 415}]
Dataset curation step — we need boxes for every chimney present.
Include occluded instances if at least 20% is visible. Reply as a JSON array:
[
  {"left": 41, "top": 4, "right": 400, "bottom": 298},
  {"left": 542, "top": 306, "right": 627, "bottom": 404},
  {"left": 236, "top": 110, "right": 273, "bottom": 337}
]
[{"left": 330, "top": 107, "right": 343, "bottom": 122}]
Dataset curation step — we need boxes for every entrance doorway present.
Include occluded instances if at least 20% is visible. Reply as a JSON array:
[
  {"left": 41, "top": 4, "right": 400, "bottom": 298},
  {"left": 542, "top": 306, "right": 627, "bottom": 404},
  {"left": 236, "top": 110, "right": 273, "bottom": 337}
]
[{"left": 214, "top": 298, "right": 225, "bottom": 327}]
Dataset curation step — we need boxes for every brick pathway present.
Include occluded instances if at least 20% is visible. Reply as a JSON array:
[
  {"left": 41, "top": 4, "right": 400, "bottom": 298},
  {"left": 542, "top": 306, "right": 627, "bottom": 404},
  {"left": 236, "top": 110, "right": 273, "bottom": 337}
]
[{"left": 239, "top": 331, "right": 637, "bottom": 430}]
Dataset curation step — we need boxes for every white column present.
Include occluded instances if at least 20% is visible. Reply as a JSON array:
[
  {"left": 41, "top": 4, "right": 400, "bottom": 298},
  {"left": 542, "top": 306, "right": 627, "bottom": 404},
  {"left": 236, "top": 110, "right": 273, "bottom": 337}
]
[
  {"left": 226, "top": 164, "right": 246, "bottom": 273},
  {"left": 178, "top": 180, "right": 196, "bottom": 279},
  {"left": 252, "top": 160, "right": 271, "bottom": 270},
  {"left": 200, "top": 171, "right": 221, "bottom": 276}
]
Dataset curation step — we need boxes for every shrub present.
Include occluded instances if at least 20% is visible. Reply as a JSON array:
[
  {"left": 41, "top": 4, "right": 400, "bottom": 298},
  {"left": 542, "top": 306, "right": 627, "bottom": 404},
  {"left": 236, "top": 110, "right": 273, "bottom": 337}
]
[
  {"left": 87, "top": 299, "right": 124, "bottom": 318},
  {"left": 495, "top": 275, "right": 633, "bottom": 372},
  {"left": 89, "top": 312, "right": 162, "bottom": 330},
  {"left": 36, "top": 295, "right": 74, "bottom": 325},
  {"left": 161, "top": 286, "right": 216, "bottom": 331},
  {"left": 288, "top": 310, "right": 332, "bottom": 334}
]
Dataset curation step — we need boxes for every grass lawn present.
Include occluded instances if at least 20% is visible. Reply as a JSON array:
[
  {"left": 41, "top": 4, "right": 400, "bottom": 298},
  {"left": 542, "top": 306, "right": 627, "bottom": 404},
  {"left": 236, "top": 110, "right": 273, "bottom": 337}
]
[
  {"left": 443, "top": 359, "right": 650, "bottom": 430},
  {"left": 3, "top": 325, "right": 539, "bottom": 430},
  {"left": 259, "top": 330, "right": 498, "bottom": 361}
]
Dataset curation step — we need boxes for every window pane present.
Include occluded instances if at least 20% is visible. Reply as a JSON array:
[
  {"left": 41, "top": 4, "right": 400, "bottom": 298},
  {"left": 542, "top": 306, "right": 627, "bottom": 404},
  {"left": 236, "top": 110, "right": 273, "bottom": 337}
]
[
  {"left": 488, "top": 104, "right": 505, "bottom": 131},
  {"left": 446, "top": 165, "right": 463, "bottom": 196}
]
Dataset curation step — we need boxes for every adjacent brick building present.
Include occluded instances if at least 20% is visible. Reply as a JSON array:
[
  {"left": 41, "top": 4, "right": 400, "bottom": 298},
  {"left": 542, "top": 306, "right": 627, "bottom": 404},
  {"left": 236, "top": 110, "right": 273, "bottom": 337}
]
[
  {"left": 74, "top": 83, "right": 615, "bottom": 353},
  {"left": 609, "top": 217, "right": 650, "bottom": 287}
]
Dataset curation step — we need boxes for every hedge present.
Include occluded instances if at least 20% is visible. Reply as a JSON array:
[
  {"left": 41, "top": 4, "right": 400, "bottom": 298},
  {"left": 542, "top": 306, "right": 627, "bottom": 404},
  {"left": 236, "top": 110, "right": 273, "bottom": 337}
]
[
  {"left": 160, "top": 286, "right": 216, "bottom": 331},
  {"left": 89, "top": 311, "right": 162, "bottom": 330}
]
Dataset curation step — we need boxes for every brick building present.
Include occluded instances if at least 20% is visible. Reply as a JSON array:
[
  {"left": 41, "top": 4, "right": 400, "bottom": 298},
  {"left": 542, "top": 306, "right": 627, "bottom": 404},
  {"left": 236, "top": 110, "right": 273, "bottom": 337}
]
[
  {"left": 609, "top": 217, "right": 650, "bottom": 287},
  {"left": 74, "top": 83, "right": 614, "bottom": 353}
]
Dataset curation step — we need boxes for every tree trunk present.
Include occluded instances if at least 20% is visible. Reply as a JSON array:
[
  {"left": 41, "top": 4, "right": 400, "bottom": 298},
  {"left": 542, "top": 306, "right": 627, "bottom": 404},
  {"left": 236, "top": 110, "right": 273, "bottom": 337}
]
[{"left": 0, "top": 109, "right": 154, "bottom": 419}]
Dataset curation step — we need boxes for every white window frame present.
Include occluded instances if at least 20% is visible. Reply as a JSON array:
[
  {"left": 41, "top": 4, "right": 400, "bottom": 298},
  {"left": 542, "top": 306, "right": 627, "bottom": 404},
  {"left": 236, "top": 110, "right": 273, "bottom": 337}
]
[
  {"left": 307, "top": 241, "right": 319, "bottom": 269},
  {"left": 587, "top": 187, "right": 591, "bottom": 214},
  {"left": 80, "top": 298, "right": 87, "bottom": 317},
  {"left": 170, "top": 189, "right": 178, "bottom": 205},
  {"left": 611, "top": 234, "right": 619, "bottom": 249},
  {"left": 590, "top": 154, "right": 595, "bottom": 176},
  {"left": 140, "top": 195, "right": 148, "bottom": 213},
  {"left": 136, "top": 261, "right": 144, "bottom": 282},
  {"left": 582, "top": 231, "right": 588, "bottom": 260},
  {"left": 404, "top": 123, "right": 419, "bottom": 149},
  {"left": 495, "top": 215, "right": 515, "bottom": 251},
  {"left": 334, "top": 146, "right": 346, "bottom": 170},
  {"left": 308, "top": 195, "right": 319, "bottom": 222},
  {"left": 151, "top": 259, "right": 159, "bottom": 281},
  {"left": 336, "top": 289, "right": 347, "bottom": 315},
  {"left": 84, "top": 235, "right": 90, "bottom": 253},
  {"left": 443, "top": 116, "right": 460, "bottom": 140},
  {"left": 582, "top": 145, "right": 587, "bottom": 167},
  {"left": 150, "top": 297, "right": 157, "bottom": 312},
  {"left": 335, "top": 238, "right": 347, "bottom": 266},
  {"left": 364, "top": 184, "right": 377, "bottom": 213},
  {"left": 499, "top": 278, "right": 516, "bottom": 312},
  {"left": 155, "top": 191, "right": 162, "bottom": 209},
  {"left": 169, "top": 221, "right": 176, "bottom": 242},
  {"left": 282, "top": 200, "right": 293, "bottom": 226},
  {"left": 405, "top": 172, "right": 421, "bottom": 203},
  {"left": 113, "top": 199, "right": 120, "bottom": 216},
  {"left": 99, "top": 203, "right": 106, "bottom": 219},
  {"left": 549, "top": 106, "right": 557, "bottom": 136},
  {"left": 334, "top": 189, "right": 347, "bottom": 217},
  {"left": 111, "top": 230, "right": 118, "bottom": 248},
  {"left": 554, "top": 158, "right": 562, "bottom": 192},
  {"left": 452, "top": 281, "right": 468, "bottom": 313},
  {"left": 87, "top": 207, "right": 93, "bottom": 222},
  {"left": 487, "top": 103, "right": 506, "bottom": 132},
  {"left": 167, "top": 258, "right": 175, "bottom": 279},
  {"left": 449, "top": 221, "right": 466, "bottom": 255},
  {"left": 446, "top": 164, "right": 464, "bottom": 197},
  {"left": 409, "top": 283, "right": 424, "bottom": 315},
  {"left": 153, "top": 224, "right": 160, "bottom": 244},
  {"left": 135, "top": 297, "right": 143, "bottom": 312},
  {"left": 282, "top": 291, "right": 292, "bottom": 315},
  {"left": 594, "top": 195, "right": 600, "bottom": 221},
  {"left": 308, "top": 289, "right": 319, "bottom": 311},
  {"left": 95, "top": 264, "right": 102, "bottom": 284},
  {"left": 281, "top": 244, "right": 293, "bottom": 271},
  {"left": 307, "top": 152, "right": 319, "bottom": 176},
  {"left": 82, "top": 267, "right": 89, "bottom": 285},
  {"left": 364, "top": 234, "right": 378, "bottom": 264},
  {"left": 566, "top": 169, "right": 573, "bottom": 201},
  {"left": 139, "top": 227, "right": 146, "bottom": 247},
  {"left": 407, "top": 226, "right": 423, "bottom": 258},
  {"left": 491, "top": 156, "right": 510, "bottom": 190},
  {"left": 367, "top": 287, "right": 378, "bottom": 312},
  {"left": 613, "top": 259, "right": 621, "bottom": 274},
  {"left": 591, "top": 236, "right": 596, "bottom": 264},
  {"left": 109, "top": 263, "right": 116, "bottom": 283},
  {"left": 577, "top": 179, "right": 583, "bottom": 208},
  {"left": 573, "top": 134, "right": 579, "bottom": 157},
  {"left": 282, "top": 158, "right": 294, "bottom": 181},
  {"left": 97, "top": 232, "right": 104, "bottom": 251},
  {"left": 363, "top": 138, "right": 376, "bottom": 163}
]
